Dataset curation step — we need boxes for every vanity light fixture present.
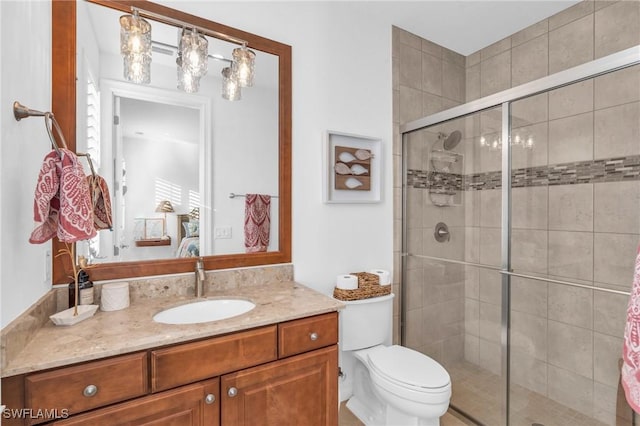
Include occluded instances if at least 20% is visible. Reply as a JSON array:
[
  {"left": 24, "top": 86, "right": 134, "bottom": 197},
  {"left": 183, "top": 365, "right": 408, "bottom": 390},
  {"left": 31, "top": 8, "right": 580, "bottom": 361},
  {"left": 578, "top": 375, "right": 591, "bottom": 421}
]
[
  {"left": 479, "top": 133, "right": 534, "bottom": 151},
  {"left": 119, "top": 10, "right": 152, "bottom": 84},
  {"left": 231, "top": 44, "right": 256, "bottom": 87},
  {"left": 120, "top": 7, "right": 257, "bottom": 101}
]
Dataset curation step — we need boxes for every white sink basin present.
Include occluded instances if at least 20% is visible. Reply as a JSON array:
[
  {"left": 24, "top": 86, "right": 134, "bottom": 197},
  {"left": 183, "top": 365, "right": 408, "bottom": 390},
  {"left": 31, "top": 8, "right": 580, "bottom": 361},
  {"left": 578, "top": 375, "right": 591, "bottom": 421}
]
[{"left": 153, "top": 299, "right": 256, "bottom": 325}]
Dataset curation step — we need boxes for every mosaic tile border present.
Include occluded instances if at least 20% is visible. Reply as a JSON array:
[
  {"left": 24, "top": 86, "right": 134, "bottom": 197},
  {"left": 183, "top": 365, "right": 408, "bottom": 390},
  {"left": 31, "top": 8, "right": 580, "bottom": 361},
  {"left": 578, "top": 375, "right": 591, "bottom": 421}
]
[{"left": 408, "top": 155, "right": 640, "bottom": 191}]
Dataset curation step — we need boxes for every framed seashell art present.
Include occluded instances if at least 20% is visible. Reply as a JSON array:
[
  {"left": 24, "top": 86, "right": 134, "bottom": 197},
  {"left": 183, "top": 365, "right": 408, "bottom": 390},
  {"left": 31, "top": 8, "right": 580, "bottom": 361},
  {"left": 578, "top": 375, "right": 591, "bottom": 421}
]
[{"left": 323, "top": 130, "right": 382, "bottom": 203}]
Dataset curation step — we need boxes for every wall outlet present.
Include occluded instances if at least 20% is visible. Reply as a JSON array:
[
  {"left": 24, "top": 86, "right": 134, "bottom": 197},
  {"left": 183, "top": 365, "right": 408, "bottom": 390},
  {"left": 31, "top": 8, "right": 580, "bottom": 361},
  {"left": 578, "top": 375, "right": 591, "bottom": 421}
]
[{"left": 214, "top": 227, "right": 232, "bottom": 239}]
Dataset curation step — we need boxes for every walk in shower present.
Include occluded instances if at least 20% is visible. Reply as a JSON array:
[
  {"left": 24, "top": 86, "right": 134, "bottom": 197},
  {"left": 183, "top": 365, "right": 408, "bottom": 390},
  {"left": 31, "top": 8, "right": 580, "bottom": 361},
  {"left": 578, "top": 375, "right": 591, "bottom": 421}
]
[{"left": 401, "top": 46, "right": 640, "bottom": 426}]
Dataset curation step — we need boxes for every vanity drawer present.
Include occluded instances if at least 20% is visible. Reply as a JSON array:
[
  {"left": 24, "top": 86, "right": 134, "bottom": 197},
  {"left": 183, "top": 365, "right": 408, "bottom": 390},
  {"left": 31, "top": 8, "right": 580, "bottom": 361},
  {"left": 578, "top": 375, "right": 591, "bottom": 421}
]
[
  {"left": 25, "top": 352, "right": 148, "bottom": 423},
  {"left": 151, "top": 325, "right": 277, "bottom": 392},
  {"left": 278, "top": 312, "right": 338, "bottom": 358}
]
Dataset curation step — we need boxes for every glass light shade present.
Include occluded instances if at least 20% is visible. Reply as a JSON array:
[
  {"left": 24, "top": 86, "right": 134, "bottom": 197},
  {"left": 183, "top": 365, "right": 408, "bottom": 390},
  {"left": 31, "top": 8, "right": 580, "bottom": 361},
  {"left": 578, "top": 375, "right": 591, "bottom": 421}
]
[
  {"left": 124, "top": 53, "right": 151, "bottom": 84},
  {"left": 222, "top": 67, "right": 241, "bottom": 101},
  {"left": 179, "top": 29, "right": 208, "bottom": 78},
  {"left": 231, "top": 46, "right": 255, "bottom": 87},
  {"left": 119, "top": 13, "right": 152, "bottom": 56},
  {"left": 176, "top": 55, "right": 200, "bottom": 93}
]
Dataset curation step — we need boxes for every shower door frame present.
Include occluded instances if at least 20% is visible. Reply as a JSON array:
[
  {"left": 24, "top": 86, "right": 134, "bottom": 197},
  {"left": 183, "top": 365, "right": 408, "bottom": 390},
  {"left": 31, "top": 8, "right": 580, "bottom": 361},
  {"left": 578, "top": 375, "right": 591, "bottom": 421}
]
[{"left": 400, "top": 45, "right": 640, "bottom": 425}]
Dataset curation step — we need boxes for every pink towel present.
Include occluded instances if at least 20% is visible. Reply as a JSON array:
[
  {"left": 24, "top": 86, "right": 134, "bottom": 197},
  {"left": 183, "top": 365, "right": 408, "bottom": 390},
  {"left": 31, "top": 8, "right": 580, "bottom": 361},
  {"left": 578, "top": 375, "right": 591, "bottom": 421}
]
[
  {"left": 87, "top": 174, "right": 113, "bottom": 230},
  {"left": 244, "top": 194, "right": 271, "bottom": 253},
  {"left": 29, "top": 149, "right": 96, "bottom": 244},
  {"left": 622, "top": 244, "right": 640, "bottom": 413}
]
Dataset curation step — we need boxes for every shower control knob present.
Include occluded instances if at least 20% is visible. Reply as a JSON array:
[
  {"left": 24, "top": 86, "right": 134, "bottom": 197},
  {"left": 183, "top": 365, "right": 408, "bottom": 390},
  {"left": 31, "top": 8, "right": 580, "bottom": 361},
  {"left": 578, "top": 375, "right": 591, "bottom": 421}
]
[
  {"left": 309, "top": 332, "right": 319, "bottom": 341},
  {"left": 205, "top": 394, "right": 216, "bottom": 404},
  {"left": 83, "top": 384, "right": 98, "bottom": 397},
  {"left": 228, "top": 387, "right": 238, "bottom": 397}
]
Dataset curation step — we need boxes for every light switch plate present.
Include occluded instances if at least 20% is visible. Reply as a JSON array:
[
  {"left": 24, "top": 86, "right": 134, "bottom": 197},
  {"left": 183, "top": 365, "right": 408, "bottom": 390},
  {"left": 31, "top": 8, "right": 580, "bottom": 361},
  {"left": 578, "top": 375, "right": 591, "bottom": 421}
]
[{"left": 214, "top": 227, "right": 232, "bottom": 239}]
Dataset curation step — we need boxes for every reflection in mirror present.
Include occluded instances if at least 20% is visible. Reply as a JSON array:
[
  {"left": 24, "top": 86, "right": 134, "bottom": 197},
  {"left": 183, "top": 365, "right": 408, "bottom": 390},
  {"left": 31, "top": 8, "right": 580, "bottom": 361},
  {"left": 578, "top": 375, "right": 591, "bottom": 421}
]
[
  {"left": 51, "top": 0, "right": 291, "bottom": 283},
  {"left": 75, "top": 0, "right": 280, "bottom": 266}
]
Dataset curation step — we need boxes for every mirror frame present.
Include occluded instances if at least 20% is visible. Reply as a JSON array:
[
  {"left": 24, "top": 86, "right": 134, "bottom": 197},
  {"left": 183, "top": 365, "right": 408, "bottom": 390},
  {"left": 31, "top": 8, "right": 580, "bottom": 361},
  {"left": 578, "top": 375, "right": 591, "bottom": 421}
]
[{"left": 52, "top": 0, "right": 292, "bottom": 283}]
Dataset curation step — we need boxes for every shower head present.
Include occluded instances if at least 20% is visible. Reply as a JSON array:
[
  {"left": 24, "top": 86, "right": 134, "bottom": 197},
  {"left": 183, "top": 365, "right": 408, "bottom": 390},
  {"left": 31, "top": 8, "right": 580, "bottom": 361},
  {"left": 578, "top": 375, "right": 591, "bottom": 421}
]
[{"left": 440, "top": 130, "right": 462, "bottom": 151}]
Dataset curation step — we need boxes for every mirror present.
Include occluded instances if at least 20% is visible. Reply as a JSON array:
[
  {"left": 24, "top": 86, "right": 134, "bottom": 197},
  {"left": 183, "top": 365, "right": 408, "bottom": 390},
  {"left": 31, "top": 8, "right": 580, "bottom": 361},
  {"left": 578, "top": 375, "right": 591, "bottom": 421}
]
[{"left": 51, "top": 0, "right": 291, "bottom": 283}]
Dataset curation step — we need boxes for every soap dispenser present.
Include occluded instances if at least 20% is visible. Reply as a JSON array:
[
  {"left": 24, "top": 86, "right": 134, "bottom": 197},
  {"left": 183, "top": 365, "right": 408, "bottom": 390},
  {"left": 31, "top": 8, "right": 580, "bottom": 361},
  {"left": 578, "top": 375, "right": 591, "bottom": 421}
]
[{"left": 68, "top": 269, "right": 94, "bottom": 307}]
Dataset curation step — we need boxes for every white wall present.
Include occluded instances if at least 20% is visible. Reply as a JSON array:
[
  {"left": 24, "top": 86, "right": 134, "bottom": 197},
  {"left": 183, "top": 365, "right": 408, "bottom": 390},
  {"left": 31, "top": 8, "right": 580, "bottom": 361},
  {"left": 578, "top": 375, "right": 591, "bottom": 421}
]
[
  {"left": 160, "top": 1, "right": 395, "bottom": 296},
  {"left": 0, "top": 1, "right": 395, "bottom": 327},
  {"left": 0, "top": 1, "right": 52, "bottom": 327}
]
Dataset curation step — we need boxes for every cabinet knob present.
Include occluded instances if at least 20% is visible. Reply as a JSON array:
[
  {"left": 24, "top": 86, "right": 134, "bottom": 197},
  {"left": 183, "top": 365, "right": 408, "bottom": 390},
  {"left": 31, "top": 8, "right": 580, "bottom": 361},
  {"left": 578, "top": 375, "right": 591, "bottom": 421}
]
[
  {"left": 309, "top": 332, "right": 318, "bottom": 341},
  {"left": 227, "top": 387, "right": 238, "bottom": 397},
  {"left": 205, "top": 394, "right": 216, "bottom": 404},
  {"left": 83, "top": 384, "right": 98, "bottom": 397}
]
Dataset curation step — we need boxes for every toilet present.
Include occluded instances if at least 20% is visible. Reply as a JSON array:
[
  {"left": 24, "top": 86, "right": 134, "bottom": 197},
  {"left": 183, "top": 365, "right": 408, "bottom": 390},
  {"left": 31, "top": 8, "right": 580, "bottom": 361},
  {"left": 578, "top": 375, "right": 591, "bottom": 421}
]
[{"left": 337, "top": 293, "right": 451, "bottom": 426}]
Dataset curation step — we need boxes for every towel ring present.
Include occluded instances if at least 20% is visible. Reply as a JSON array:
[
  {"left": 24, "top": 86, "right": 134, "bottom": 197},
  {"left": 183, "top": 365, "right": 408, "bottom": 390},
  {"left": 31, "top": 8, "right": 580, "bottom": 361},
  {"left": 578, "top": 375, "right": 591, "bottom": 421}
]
[{"left": 13, "top": 101, "right": 69, "bottom": 155}]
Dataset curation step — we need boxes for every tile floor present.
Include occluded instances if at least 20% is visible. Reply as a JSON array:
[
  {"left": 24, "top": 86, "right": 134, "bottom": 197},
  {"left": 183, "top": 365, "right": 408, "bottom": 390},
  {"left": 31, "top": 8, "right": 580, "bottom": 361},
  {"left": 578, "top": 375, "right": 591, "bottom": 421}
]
[{"left": 338, "top": 361, "right": 635, "bottom": 426}]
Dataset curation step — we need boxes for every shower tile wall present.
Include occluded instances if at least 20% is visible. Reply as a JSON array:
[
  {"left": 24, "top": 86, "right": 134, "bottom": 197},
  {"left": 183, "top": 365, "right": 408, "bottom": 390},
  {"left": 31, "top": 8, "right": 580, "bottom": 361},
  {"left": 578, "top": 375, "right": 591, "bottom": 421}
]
[{"left": 393, "top": 1, "right": 640, "bottom": 424}]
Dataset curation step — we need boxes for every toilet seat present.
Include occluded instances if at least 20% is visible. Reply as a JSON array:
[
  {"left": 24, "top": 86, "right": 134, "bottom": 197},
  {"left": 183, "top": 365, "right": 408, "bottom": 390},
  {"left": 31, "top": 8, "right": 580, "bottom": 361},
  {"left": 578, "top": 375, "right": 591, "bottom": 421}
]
[{"left": 367, "top": 345, "right": 450, "bottom": 392}]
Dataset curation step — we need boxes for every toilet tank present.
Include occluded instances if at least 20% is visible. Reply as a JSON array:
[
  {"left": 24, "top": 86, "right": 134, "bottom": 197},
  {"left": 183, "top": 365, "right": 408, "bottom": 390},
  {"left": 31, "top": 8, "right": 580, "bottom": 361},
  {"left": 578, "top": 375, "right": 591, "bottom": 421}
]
[{"left": 338, "top": 293, "right": 394, "bottom": 351}]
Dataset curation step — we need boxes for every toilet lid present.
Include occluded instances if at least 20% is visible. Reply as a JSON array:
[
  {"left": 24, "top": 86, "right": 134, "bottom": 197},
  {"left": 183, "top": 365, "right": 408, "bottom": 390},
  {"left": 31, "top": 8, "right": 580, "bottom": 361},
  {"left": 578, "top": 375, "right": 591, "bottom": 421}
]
[{"left": 367, "top": 345, "right": 450, "bottom": 390}]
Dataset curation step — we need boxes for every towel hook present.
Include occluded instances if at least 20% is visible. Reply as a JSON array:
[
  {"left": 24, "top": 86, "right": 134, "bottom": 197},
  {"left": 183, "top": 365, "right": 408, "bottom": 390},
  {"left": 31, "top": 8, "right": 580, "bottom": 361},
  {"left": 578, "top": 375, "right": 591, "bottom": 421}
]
[{"left": 13, "top": 101, "right": 69, "bottom": 155}]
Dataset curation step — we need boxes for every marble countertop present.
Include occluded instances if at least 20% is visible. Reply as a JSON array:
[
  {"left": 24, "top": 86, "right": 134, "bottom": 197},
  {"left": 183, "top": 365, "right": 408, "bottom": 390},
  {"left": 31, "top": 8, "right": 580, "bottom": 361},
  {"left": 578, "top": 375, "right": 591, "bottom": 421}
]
[{"left": 2, "top": 281, "right": 344, "bottom": 377}]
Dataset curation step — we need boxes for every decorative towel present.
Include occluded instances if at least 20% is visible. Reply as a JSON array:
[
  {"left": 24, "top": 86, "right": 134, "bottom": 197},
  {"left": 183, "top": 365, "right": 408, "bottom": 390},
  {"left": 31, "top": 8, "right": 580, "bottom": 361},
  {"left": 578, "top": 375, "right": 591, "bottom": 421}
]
[
  {"left": 622, "top": 244, "right": 640, "bottom": 413},
  {"left": 87, "top": 174, "right": 113, "bottom": 230},
  {"left": 29, "top": 149, "right": 96, "bottom": 244},
  {"left": 244, "top": 194, "right": 271, "bottom": 253}
]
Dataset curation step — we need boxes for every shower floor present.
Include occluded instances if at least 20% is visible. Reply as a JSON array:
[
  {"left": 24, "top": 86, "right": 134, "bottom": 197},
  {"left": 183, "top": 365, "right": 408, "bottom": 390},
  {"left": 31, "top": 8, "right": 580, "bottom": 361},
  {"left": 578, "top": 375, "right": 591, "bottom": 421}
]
[{"left": 447, "top": 361, "right": 632, "bottom": 426}]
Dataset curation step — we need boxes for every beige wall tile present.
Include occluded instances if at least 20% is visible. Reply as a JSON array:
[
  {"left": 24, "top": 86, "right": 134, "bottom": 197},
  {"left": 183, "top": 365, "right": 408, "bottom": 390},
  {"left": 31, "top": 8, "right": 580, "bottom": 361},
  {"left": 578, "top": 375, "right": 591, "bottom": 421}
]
[
  {"left": 465, "top": 227, "right": 480, "bottom": 263},
  {"left": 422, "top": 52, "right": 442, "bottom": 96},
  {"left": 511, "top": 123, "right": 548, "bottom": 171},
  {"left": 512, "top": 34, "right": 549, "bottom": 86},
  {"left": 442, "top": 335, "right": 464, "bottom": 363},
  {"left": 464, "top": 334, "right": 480, "bottom": 364},
  {"left": 594, "top": 101, "right": 640, "bottom": 159},
  {"left": 594, "top": 64, "right": 640, "bottom": 109},
  {"left": 481, "top": 50, "right": 511, "bottom": 97},
  {"left": 549, "top": 79, "right": 594, "bottom": 120},
  {"left": 423, "top": 225, "right": 465, "bottom": 261},
  {"left": 512, "top": 186, "right": 548, "bottom": 230},
  {"left": 594, "top": 233, "right": 639, "bottom": 289},
  {"left": 479, "top": 301, "right": 501, "bottom": 344},
  {"left": 478, "top": 140, "right": 502, "bottom": 172},
  {"left": 593, "top": 332, "right": 623, "bottom": 387},
  {"left": 405, "top": 308, "right": 424, "bottom": 349},
  {"left": 549, "top": 0, "right": 595, "bottom": 30},
  {"left": 443, "top": 48, "right": 465, "bottom": 69},
  {"left": 479, "top": 225, "right": 501, "bottom": 269},
  {"left": 595, "top": 0, "right": 640, "bottom": 59},
  {"left": 548, "top": 284, "right": 593, "bottom": 328},
  {"left": 399, "top": 44, "right": 422, "bottom": 91},
  {"left": 592, "top": 381, "right": 633, "bottom": 426},
  {"left": 548, "top": 112, "right": 594, "bottom": 164},
  {"left": 511, "top": 310, "right": 547, "bottom": 359},
  {"left": 479, "top": 339, "right": 502, "bottom": 376},
  {"left": 466, "top": 50, "right": 481, "bottom": 68},
  {"left": 399, "top": 85, "right": 423, "bottom": 124},
  {"left": 465, "top": 190, "right": 481, "bottom": 227},
  {"left": 405, "top": 187, "right": 424, "bottom": 228},
  {"left": 405, "top": 268, "right": 424, "bottom": 311},
  {"left": 465, "top": 64, "right": 481, "bottom": 102},
  {"left": 511, "top": 276, "right": 548, "bottom": 317},
  {"left": 397, "top": 27, "right": 421, "bottom": 49},
  {"left": 548, "top": 231, "right": 594, "bottom": 281},
  {"left": 594, "top": 181, "right": 640, "bottom": 235},
  {"left": 547, "top": 364, "right": 595, "bottom": 416},
  {"left": 549, "top": 183, "right": 594, "bottom": 232},
  {"left": 480, "top": 37, "right": 512, "bottom": 60},
  {"left": 512, "top": 19, "right": 549, "bottom": 47},
  {"left": 443, "top": 61, "right": 465, "bottom": 103},
  {"left": 465, "top": 298, "right": 480, "bottom": 336},
  {"left": 422, "top": 38, "right": 442, "bottom": 58},
  {"left": 549, "top": 14, "right": 594, "bottom": 74},
  {"left": 480, "top": 188, "right": 501, "bottom": 228},
  {"left": 512, "top": 229, "right": 548, "bottom": 274},
  {"left": 548, "top": 320, "right": 593, "bottom": 379},
  {"left": 479, "top": 269, "right": 502, "bottom": 305},
  {"left": 593, "top": 290, "right": 627, "bottom": 338},
  {"left": 422, "top": 92, "right": 443, "bottom": 116},
  {"left": 406, "top": 228, "right": 424, "bottom": 270},
  {"left": 510, "top": 349, "right": 548, "bottom": 395},
  {"left": 513, "top": 92, "right": 549, "bottom": 125}
]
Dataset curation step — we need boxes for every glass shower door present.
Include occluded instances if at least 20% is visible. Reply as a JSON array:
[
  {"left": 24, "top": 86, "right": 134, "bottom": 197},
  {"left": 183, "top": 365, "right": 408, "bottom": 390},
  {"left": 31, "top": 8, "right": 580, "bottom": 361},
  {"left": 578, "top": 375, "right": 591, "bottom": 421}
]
[{"left": 403, "top": 106, "right": 507, "bottom": 425}]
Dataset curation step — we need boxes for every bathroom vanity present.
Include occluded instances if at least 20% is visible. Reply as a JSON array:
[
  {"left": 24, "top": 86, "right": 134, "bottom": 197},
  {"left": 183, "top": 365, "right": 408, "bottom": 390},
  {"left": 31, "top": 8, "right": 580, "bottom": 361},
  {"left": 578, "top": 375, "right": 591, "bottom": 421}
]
[{"left": 1, "top": 281, "right": 342, "bottom": 425}]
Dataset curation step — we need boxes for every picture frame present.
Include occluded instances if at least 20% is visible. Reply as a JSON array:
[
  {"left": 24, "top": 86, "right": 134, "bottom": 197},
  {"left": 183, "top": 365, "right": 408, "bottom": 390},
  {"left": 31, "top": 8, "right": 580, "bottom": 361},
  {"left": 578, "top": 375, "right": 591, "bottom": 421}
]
[
  {"left": 133, "top": 218, "right": 165, "bottom": 240},
  {"left": 323, "top": 130, "right": 382, "bottom": 203}
]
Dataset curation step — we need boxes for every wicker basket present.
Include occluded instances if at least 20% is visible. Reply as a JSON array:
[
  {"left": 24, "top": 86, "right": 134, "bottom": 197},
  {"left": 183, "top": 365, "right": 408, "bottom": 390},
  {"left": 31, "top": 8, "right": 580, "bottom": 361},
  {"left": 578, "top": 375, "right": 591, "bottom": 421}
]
[{"left": 333, "top": 272, "right": 391, "bottom": 301}]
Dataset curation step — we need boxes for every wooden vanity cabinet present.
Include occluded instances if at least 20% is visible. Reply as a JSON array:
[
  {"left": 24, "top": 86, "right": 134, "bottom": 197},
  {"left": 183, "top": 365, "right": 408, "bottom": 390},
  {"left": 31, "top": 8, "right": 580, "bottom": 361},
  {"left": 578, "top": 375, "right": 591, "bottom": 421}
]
[{"left": 6, "top": 312, "right": 338, "bottom": 426}]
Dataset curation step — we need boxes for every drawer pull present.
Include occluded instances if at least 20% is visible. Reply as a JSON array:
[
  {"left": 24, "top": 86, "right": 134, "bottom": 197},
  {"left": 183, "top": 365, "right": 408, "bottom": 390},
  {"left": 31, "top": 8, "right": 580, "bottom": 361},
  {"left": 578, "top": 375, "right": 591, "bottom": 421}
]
[
  {"left": 228, "top": 387, "right": 238, "bottom": 397},
  {"left": 83, "top": 384, "right": 98, "bottom": 397},
  {"left": 309, "top": 332, "right": 319, "bottom": 341},
  {"left": 205, "top": 394, "right": 216, "bottom": 404}
]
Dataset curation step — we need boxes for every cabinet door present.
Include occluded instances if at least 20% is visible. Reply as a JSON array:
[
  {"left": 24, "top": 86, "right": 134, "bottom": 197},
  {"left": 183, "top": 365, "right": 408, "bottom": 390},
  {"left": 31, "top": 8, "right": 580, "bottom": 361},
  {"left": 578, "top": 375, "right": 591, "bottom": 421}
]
[
  {"left": 221, "top": 345, "right": 338, "bottom": 426},
  {"left": 50, "top": 378, "right": 219, "bottom": 426}
]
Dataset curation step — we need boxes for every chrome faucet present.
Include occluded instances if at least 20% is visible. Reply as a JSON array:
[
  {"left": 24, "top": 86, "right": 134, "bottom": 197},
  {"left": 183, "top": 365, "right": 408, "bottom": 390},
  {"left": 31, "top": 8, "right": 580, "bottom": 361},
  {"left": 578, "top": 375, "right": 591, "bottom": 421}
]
[{"left": 195, "top": 258, "right": 206, "bottom": 298}]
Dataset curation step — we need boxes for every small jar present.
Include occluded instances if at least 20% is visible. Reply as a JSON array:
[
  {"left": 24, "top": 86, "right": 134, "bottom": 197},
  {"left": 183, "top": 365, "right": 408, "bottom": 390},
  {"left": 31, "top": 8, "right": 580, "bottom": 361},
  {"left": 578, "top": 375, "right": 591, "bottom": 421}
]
[{"left": 68, "top": 270, "right": 94, "bottom": 307}]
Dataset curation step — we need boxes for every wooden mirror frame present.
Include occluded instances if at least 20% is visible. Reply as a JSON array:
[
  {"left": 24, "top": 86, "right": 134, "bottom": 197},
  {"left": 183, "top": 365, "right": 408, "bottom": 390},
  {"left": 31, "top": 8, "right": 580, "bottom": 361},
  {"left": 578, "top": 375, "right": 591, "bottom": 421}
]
[{"left": 52, "top": 0, "right": 291, "bottom": 283}]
